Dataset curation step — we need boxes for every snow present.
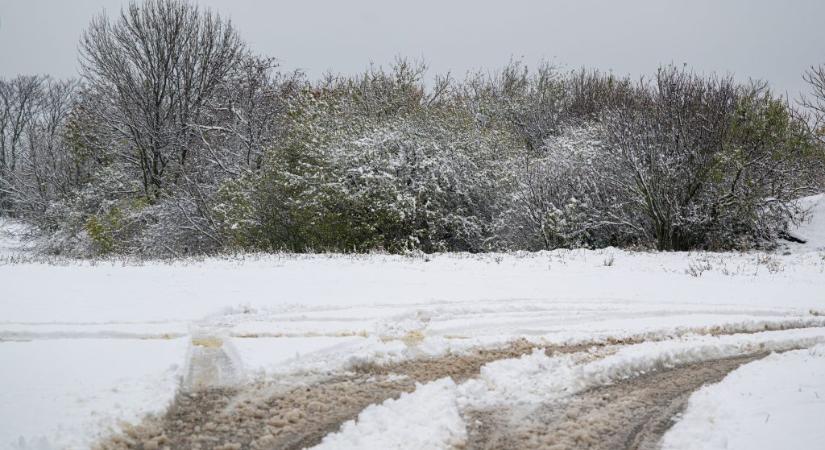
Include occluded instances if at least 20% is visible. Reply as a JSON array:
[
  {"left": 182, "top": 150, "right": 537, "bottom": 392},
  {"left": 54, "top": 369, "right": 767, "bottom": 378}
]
[
  {"left": 661, "top": 344, "right": 825, "bottom": 450},
  {"left": 0, "top": 218, "right": 31, "bottom": 258},
  {"left": 2, "top": 211, "right": 825, "bottom": 447},
  {"left": 231, "top": 336, "right": 368, "bottom": 375},
  {"left": 0, "top": 338, "right": 187, "bottom": 450},
  {"left": 786, "top": 193, "right": 825, "bottom": 250},
  {"left": 2, "top": 250, "right": 825, "bottom": 326},
  {"left": 303, "top": 328, "right": 825, "bottom": 450},
  {"left": 457, "top": 327, "right": 825, "bottom": 408},
  {"left": 312, "top": 378, "right": 466, "bottom": 450}
]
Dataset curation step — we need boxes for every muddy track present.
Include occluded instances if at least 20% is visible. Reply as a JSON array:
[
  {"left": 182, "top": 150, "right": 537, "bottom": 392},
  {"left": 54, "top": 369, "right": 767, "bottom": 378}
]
[
  {"left": 464, "top": 353, "right": 767, "bottom": 450},
  {"left": 95, "top": 339, "right": 590, "bottom": 450},
  {"left": 96, "top": 320, "right": 818, "bottom": 450}
]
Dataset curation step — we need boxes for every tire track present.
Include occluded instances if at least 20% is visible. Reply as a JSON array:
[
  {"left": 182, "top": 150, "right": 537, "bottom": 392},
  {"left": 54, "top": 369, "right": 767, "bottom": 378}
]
[
  {"left": 95, "top": 319, "right": 825, "bottom": 450},
  {"left": 94, "top": 340, "right": 589, "bottom": 450},
  {"left": 463, "top": 353, "right": 766, "bottom": 450}
]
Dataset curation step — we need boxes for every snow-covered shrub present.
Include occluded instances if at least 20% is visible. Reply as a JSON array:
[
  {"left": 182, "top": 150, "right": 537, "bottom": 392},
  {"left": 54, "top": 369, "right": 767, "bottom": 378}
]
[
  {"left": 3, "top": 6, "right": 823, "bottom": 258},
  {"left": 493, "top": 126, "right": 640, "bottom": 250},
  {"left": 598, "top": 68, "right": 818, "bottom": 250},
  {"left": 327, "top": 112, "right": 505, "bottom": 252},
  {"left": 219, "top": 75, "right": 514, "bottom": 253}
]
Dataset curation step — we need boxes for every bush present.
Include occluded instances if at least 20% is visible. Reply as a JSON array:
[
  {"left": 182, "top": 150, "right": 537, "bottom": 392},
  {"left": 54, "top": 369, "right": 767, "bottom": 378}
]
[
  {"left": 4, "top": 17, "right": 822, "bottom": 257},
  {"left": 217, "top": 77, "right": 515, "bottom": 253}
]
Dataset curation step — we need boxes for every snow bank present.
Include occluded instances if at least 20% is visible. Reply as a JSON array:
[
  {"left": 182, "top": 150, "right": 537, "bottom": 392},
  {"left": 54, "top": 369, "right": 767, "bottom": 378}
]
[
  {"left": 662, "top": 344, "right": 825, "bottom": 450},
  {"left": 312, "top": 378, "right": 466, "bottom": 450}
]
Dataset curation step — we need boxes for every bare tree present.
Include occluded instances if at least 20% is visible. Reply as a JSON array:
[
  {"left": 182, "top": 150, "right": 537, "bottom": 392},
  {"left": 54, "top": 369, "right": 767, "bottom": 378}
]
[
  {"left": 0, "top": 75, "right": 84, "bottom": 223},
  {"left": 0, "top": 76, "right": 44, "bottom": 173},
  {"left": 600, "top": 69, "right": 740, "bottom": 250},
  {"left": 599, "top": 68, "right": 817, "bottom": 250},
  {"left": 0, "top": 76, "right": 46, "bottom": 213},
  {"left": 195, "top": 57, "right": 302, "bottom": 174},
  {"left": 79, "top": 0, "right": 245, "bottom": 200},
  {"left": 802, "top": 65, "right": 825, "bottom": 146},
  {"left": 20, "top": 80, "right": 80, "bottom": 207}
]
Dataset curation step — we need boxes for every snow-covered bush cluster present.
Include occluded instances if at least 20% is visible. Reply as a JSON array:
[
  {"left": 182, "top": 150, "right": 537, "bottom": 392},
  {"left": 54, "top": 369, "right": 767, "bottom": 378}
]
[{"left": 1, "top": 0, "right": 824, "bottom": 256}]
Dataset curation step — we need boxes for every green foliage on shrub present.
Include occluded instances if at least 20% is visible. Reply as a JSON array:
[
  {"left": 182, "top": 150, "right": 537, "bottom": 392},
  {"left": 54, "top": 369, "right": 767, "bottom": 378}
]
[{"left": 84, "top": 207, "right": 122, "bottom": 254}]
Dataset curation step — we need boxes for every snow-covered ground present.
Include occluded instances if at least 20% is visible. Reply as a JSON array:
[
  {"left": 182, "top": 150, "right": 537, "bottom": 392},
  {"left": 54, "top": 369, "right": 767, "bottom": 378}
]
[
  {"left": 313, "top": 327, "right": 825, "bottom": 449},
  {"left": 787, "top": 193, "right": 825, "bottom": 251},
  {"left": 661, "top": 344, "right": 825, "bottom": 450},
  {"left": 0, "top": 339, "right": 186, "bottom": 450},
  {"left": 1, "top": 201, "right": 824, "bottom": 449}
]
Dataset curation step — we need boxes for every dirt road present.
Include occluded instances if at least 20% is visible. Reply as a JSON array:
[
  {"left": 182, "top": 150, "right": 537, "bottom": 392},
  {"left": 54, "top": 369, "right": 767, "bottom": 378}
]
[
  {"left": 96, "top": 341, "right": 769, "bottom": 450},
  {"left": 96, "top": 339, "right": 570, "bottom": 450}
]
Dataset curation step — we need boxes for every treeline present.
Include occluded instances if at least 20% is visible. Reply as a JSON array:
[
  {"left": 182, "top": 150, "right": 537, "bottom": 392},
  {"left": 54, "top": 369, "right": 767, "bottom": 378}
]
[{"left": 1, "top": 0, "right": 824, "bottom": 256}]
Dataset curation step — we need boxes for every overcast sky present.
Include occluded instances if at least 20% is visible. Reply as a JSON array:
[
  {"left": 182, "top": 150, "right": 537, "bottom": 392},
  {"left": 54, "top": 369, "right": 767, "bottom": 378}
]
[{"left": 1, "top": 0, "right": 823, "bottom": 97}]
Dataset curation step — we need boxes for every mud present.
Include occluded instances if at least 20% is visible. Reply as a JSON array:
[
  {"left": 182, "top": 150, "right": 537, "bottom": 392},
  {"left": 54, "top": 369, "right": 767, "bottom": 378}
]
[
  {"left": 96, "top": 327, "right": 811, "bottom": 450},
  {"left": 95, "top": 339, "right": 582, "bottom": 450},
  {"left": 353, "top": 338, "right": 598, "bottom": 383},
  {"left": 464, "top": 353, "right": 767, "bottom": 450}
]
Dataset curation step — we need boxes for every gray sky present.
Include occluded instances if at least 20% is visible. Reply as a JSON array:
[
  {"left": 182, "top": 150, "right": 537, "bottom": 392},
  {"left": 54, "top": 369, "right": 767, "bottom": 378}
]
[{"left": 1, "top": 0, "right": 823, "bottom": 97}]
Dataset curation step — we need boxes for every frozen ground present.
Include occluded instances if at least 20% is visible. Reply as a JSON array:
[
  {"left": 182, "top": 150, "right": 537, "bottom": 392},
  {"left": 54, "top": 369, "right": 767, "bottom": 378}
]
[{"left": 1, "top": 202, "right": 824, "bottom": 449}]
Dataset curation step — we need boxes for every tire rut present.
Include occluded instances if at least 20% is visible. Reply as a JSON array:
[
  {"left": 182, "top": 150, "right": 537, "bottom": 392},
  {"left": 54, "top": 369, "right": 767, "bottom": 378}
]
[
  {"left": 95, "top": 339, "right": 588, "bottom": 450},
  {"left": 95, "top": 318, "right": 823, "bottom": 450},
  {"left": 463, "top": 353, "right": 767, "bottom": 450}
]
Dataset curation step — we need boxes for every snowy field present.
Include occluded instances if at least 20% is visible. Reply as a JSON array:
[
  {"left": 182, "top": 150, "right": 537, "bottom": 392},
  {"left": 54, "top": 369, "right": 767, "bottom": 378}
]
[{"left": 1, "top": 194, "right": 824, "bottom": 449}]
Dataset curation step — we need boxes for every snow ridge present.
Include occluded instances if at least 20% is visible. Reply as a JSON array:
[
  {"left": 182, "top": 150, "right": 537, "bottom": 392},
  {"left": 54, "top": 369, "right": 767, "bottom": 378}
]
[{"left": 312, "top": 378, "right": 466, "bottom": 450}]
